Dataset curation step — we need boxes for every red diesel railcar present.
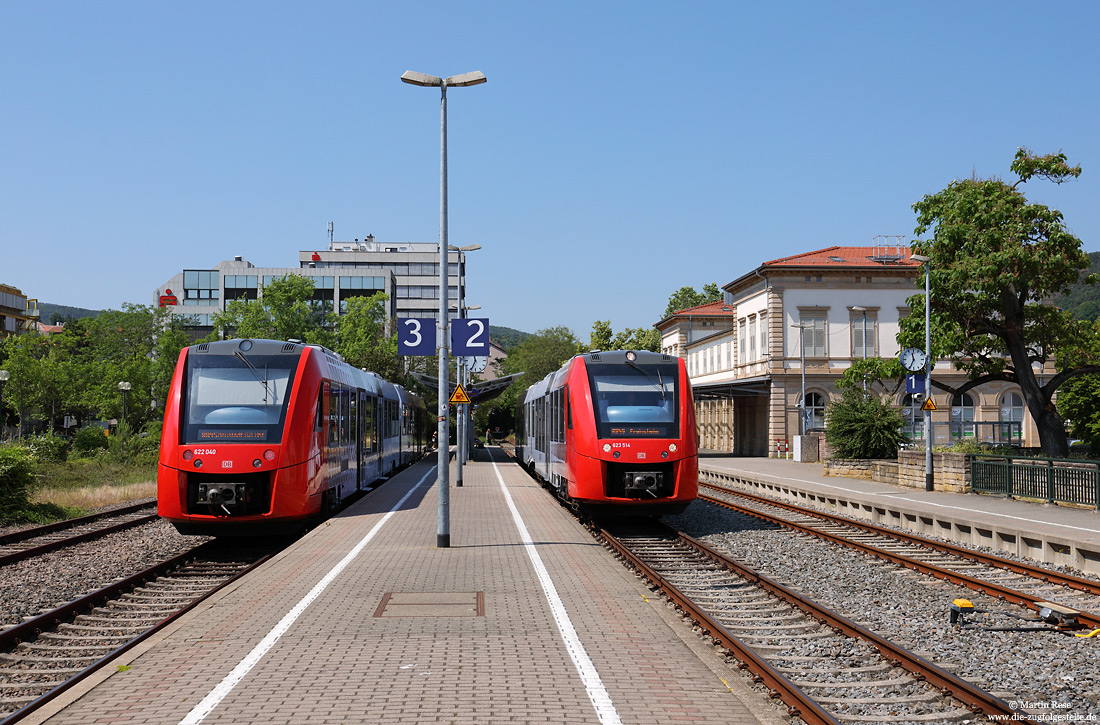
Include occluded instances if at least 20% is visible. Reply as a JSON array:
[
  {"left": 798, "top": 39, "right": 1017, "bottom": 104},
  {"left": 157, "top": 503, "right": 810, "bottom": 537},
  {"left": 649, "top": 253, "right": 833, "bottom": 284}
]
[
  {"left": 158, "top": 339, "right": 426, "bottom": 536},
  {"left": 515, "top": 350, "right": 698, "bottom": 515}
]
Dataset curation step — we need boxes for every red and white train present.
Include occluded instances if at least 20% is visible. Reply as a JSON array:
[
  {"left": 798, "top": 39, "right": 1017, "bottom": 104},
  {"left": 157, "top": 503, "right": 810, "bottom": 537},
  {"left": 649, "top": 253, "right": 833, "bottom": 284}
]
[
  {"left": 158, "top": 339, "right": 428, "bottom": 536},
  {"left": 515, "top": 350, "right": 698, "bottom": 515}
]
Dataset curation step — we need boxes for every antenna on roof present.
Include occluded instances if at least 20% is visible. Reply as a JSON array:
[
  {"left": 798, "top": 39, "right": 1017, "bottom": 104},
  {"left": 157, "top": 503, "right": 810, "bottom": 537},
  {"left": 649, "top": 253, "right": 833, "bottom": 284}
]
[{"left": 328, "top": 221, "right": 334, "bottom": 244}]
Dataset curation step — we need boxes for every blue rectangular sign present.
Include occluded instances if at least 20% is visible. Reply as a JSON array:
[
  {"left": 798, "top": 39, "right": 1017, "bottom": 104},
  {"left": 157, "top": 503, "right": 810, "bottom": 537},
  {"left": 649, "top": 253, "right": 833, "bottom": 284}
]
[
  {"left": 451, "top": 318, "right": 490, "bottom": 356},
  {"left": 905, "top": 374, "right": 926, "bottom": 394},
  {"left": 398, "top": 317, "right": 437, "bottom": 356}
]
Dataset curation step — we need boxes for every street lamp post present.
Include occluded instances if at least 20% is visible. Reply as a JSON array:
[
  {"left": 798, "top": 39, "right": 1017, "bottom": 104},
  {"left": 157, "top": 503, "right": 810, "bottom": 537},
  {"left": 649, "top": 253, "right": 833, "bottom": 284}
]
[
  {"left": 852, "top": 306, "right": 868, "bottom": 391},
  {"left": 911, "top": 254, "right": 934, "bottom": 492},
  {"left": 0, "top": 369, "right": 8, "bottom": 439},
  {"left": 402, "top": 69, "right": 486, "bottom": 549},
  {"left": 118, "top": 381, "right": 131, "bottom": 425}
]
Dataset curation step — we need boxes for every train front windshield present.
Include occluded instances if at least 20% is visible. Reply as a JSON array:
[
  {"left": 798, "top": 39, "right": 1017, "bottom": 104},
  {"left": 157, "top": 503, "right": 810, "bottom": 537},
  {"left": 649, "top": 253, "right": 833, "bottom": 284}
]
[
  {"left": 588, "top": 362, "right": 679, "bottom": 439},
  {"left": 181, "top": 353, "right": 299, "bottom": 443}
]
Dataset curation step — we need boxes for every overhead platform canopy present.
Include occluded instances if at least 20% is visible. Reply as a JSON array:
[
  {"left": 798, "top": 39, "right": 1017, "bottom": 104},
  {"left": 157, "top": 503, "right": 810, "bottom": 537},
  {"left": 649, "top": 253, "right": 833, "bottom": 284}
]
[
  {"left": 410, "top": 371, "right": 525, "bottom": 404},
  {"left": 692, "top": 375, "right": 770, "bottom": 400}
]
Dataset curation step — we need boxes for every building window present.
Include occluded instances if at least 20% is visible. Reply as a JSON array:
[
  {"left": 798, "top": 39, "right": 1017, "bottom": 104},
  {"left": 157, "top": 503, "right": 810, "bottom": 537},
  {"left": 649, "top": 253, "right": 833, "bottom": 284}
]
[
  {"left": 999, "top": 391, "right": 1025, "bottom": 443},
  {"left": 950, "top": 393, "right": 976, "bottom": 440},
  {"left": 902, "top": 393, "right": 925, "bottom": 440},
  {"left": 748, "top": 316, "right": 757, "bottom": 361},
  {"left": 851, "top": 313, "right": 876, "bottom": 358},
  {"left": 738, "top": 320, "right": 746, "bottom": 364},
  {"left": 800, "top": 316, "right": 826, "bottom": 358},
  {"left": 759, "top": 313, "right": 768, "bottom": 357},
  {"left": 803, "top": 392, "right": 826, "bottom": 432}
]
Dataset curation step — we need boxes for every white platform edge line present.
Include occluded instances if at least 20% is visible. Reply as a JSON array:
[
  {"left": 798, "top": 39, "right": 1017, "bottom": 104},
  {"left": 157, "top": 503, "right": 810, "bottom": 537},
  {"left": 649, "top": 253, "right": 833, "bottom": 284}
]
[
  {"left": 489, "top": 451, "right": 623, "bottom": 725},
  {"left": 179, "top": 466, "right": 436, "bottom": 725}
]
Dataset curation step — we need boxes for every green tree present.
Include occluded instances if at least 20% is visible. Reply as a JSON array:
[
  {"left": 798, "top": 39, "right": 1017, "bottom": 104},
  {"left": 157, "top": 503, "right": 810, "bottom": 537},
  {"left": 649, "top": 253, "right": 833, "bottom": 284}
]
[
  {"left": 825, "top": 388, "right": 905, "bottom": 459},
  {"left": 336, "top": 294, "right": 405, "bottom": 383},
  {"left": 213, "top": 275, "right": 336, "bottom": 348},
  {"left": 589, "top": 320, "right": 660, "bottom": 352},
  {"left": 662, "top": 283, "right": 722, "bottom": 319},
  {"left": 483, "top": 326, "right": 584, "bottom": 431},
  {"left": 902, "top": 148, "right": 1100, "bottom": 457},
  {"left": 1056, "top": 372, "right": 1100, "bottom": 452},
  {"left": 835, "top": 357, "right": 907, "bottom": 398}
]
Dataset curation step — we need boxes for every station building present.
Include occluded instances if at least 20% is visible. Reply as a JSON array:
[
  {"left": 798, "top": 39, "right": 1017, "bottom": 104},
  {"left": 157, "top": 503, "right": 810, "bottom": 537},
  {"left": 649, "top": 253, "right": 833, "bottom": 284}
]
[
  {"left": 0, "top": 284, "right": 38, "bottom": 338},
  {"left": 155, "top": 236, "right": 472, "bottom": 337},
  {"left": 657, "top": 242, "right": 1045, "bottom": 456}
]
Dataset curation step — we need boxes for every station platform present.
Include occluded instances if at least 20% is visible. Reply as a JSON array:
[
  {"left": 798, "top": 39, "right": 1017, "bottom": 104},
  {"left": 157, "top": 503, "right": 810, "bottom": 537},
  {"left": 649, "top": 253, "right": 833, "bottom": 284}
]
[
  {"left": 699, "top": 454, "right": 1100, "bottom": 577},
  {"left": 32, "top": 448, "right": 785, "bottom": 725}
]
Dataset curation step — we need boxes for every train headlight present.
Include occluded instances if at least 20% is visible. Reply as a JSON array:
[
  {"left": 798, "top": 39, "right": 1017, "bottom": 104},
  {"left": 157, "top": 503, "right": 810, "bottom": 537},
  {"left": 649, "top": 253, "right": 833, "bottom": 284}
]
[
  {"left": 661, "top": 451, "right": 668, "bottom": 458},
  {"left": 668, "top": 443, "right": 677, "bottom": 453},
  {"left": 182, "top": 450, "right": 193, "bottom": 461},
  {"left": 263, "top": 449, "right": 276, "bottom": 461},
  {"left": 625, "top": 351, "right": 636, "bottom": 362},
  {"left": 253, "top": 459, "right": 262, "bottom": 468},
  {"left": 194, "top": 459, "right": 203, "bottom": 468},
  {"left": 603, "top": 443, "right": 612, "bottom": 453},
  {"left": 613, "top": 451, "right": 620, "bottom": 459}
]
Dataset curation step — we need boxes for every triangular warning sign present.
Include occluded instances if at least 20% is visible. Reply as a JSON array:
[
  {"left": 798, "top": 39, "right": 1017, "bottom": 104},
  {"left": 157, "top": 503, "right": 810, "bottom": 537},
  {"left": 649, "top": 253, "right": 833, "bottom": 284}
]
[
  {"left": 449, "top": 385, "right": 471, "bottom": 404},
  {"left": 921, "top": 397, "right": 937, "bottom": 412}
]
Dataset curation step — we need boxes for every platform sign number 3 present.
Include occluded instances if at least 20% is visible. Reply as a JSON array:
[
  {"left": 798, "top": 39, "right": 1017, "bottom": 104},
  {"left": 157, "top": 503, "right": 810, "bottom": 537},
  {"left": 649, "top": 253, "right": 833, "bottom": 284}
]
[
  {"left": 451, "top": 318, "right": 490, "bottom": 356},
  {"left": 398, "top": 318, "right": 437, "bottom": 356}
]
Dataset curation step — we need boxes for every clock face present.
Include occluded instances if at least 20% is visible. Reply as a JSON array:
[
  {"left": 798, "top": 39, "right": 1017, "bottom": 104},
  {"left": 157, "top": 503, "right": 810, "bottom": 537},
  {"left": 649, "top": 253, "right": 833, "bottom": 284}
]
[
  {"left": 464, "top": 356, "right": 488, "bottom": 373},
  {"left": 900, "top": 347, "right": 927, "bottom": 372}
]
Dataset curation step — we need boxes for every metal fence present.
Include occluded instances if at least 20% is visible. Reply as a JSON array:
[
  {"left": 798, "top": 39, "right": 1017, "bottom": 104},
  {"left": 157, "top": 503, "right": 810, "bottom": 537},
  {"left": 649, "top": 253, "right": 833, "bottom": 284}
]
[{"left": 971, "top": 454, "right": 1100, "bottom": 509}]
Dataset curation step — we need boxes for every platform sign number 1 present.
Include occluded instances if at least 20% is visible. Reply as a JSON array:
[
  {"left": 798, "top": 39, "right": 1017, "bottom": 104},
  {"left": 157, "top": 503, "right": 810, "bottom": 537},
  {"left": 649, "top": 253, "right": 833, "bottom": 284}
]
[
  {"left": 398, "top": 318, "right": 437, "bottom": 356},
  {"left": 451, "top": 318, "right": 490, "bottom": 356}
]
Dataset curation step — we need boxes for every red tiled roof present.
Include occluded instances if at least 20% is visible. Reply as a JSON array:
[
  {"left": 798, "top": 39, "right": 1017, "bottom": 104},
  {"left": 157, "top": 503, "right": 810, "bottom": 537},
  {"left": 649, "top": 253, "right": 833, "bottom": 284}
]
[
  {"left": 762, "top": 245, "right": 920, "bottom": 268},
  {"left": 670, "top": 300, "right": 734, "bottom": 317}
]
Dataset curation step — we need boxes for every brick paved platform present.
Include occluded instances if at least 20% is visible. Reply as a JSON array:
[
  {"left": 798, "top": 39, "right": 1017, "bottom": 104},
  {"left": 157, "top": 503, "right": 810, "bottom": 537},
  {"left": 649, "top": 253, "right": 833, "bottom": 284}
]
[{"left": 31, "top": 448, "right": 784, "bottom": 725}]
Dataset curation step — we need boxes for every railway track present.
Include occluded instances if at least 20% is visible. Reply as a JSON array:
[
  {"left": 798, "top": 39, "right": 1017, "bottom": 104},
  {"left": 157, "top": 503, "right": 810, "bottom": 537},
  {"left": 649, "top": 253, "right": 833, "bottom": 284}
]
[
  {"left": 698, "top": 480, "right": 1100, "bottom": 632},
  {"left": 0, "top": 502, "right": 158, "bottom": 567},
  {"left": 0, "top": 540, "right": 273, "bottom": 723},
  {"left": 596, "top": 518, "right": 1021, "bottom": 724}
]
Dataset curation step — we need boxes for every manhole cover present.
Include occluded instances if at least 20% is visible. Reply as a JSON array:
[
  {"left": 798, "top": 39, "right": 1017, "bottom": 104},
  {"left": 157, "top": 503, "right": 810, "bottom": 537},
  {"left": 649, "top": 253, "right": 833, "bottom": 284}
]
[{"left": 373, "top": 591, "right": 485, "bottom": 617}]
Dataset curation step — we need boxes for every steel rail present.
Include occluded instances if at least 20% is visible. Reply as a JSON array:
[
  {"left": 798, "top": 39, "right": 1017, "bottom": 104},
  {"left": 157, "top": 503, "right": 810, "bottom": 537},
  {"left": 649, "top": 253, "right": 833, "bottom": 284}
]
[
  {"left": 0, "top": 513, "right": 159, "bottom": 567},
  {"left": 0, "top": 541, "right": 272, "bottom": 725},
  {"left": 701, "top": 480, "right": 1100, "bottom": 596},
  {"left": 0, "top": 501, "right": 155, "bottom": 547},
  {"left": 674, "top": 529, "right": 1022, "bottom": 722},
  {"left": 597, "top": 525, "right": 841, "bottom": 725},
  {"left": 698, "top": 488, "right": 1100, "bottom": 631}
]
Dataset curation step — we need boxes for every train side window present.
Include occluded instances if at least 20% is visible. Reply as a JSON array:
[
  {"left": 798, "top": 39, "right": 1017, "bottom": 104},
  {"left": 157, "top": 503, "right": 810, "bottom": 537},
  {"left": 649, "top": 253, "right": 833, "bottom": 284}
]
[
  {"left": 315, "top": 387, "right": 324, "bottom": 432},
  {"left": 566, "top": 385, "right": 572, "bottom": 429},
  {"left": 329, "top": 388, "right": 340, "bottom": 445}
]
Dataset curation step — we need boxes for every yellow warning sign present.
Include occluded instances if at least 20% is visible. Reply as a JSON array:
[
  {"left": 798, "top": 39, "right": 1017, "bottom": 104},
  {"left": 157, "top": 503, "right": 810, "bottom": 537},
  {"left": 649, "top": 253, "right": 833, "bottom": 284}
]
[
  {"left": 921, "top": 397, "right": 937, "bottom": 412},
  {"left": 449, "top": 385, "right": 471, "bottom": 405}
]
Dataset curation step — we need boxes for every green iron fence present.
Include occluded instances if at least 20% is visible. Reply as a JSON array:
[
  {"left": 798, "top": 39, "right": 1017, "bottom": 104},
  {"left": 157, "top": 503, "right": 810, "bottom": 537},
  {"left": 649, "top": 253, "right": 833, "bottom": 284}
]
[{"left": 971, "top": 454, "right": 1100, "bottom": 509}]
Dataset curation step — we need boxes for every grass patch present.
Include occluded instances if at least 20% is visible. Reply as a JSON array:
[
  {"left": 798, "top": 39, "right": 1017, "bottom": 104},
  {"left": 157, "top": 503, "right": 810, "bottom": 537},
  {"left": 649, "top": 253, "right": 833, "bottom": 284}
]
[
  {"left": 31, "top": 481, "right": 156, "bottom": 510},
  {"left": 31, "top": 459, "right": 156, "bottom": 514}
]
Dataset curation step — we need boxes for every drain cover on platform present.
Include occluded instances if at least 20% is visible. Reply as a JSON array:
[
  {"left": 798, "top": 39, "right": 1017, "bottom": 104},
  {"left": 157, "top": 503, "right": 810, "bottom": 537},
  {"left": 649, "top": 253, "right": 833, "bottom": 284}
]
[{"left": 373, "top": 591, "right": 485, "bottom": 617}]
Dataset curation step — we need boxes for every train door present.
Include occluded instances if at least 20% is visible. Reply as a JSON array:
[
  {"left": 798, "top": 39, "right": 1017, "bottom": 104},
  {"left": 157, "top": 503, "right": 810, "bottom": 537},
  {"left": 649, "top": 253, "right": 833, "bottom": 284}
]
[{"left": 351, "top": 391, "right": 361, "bottom": 491}]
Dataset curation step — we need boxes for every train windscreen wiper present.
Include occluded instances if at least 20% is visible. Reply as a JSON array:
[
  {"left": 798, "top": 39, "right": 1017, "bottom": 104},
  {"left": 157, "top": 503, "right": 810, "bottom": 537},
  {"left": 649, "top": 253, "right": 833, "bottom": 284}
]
[
  {"left": 625, "top": 359, "right": 668, "bottom": 400},
  {"left": 233, "top": 350, "right": 275, "bottom": 405}
]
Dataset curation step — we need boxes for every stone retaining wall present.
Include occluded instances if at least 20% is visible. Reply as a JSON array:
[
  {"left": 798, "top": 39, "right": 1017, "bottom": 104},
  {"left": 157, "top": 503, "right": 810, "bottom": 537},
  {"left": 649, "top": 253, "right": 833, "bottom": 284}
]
[{"left": 824, "top": 451, "right": 971, "bottom": 492}]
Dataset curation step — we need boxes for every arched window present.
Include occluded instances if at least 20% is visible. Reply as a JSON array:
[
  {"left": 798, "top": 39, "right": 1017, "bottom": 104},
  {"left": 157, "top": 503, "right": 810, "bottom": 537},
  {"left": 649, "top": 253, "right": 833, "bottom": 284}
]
[
  {"left": 999, "top": 391, "right": 1024, "bottom": 443},
  {"left": 950, "top": 393, "right": 975, "bottom": 441},
  {"left": 803, "top": 392, "right": 826, "bottom": 432},
  {"left": 901, "top": 393, "right": 925, "bottom": 440}
]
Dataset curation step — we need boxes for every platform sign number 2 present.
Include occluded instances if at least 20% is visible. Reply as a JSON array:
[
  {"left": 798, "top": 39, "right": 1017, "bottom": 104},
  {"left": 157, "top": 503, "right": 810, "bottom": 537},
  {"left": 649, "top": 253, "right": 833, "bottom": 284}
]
[
  {"left": 398, "top": 318, "right": 437, "bottom": 356},
  {"left": 451, "top": 318, "right": 490, "bottom": 356}
]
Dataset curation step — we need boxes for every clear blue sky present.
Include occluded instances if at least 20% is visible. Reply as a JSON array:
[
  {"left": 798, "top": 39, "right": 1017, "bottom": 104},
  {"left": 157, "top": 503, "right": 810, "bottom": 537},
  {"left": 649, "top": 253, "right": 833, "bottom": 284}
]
[{"left": 3, "top": 2, "right": 1098, "bottom": 340}]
